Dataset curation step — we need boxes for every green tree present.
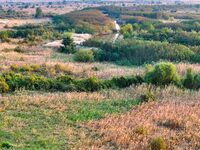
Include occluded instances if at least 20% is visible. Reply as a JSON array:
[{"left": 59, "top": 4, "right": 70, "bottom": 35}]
[
  {"left": 145, "top": 62, "right": 180, "bottom": 86},
  {"left": 120, "top": 24, "right": 133, "bottom": 35},
  {"left": 35, "top": 7, "right": 43, "bottom": 18},
  {"left": 59, "top": 36, "right": 76, "bottom": 54},
  {"left": 142, "top": 22, "right": 155, "bottom": 31}
]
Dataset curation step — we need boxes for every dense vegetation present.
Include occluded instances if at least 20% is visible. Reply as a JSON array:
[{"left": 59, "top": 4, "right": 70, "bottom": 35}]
[
  {"left": 0, "top": 64, "right": 143, "bottom": 93},
  {"left": 84, "top": 38, "right": 196, "bottom": 65},
  {"left": 53, "top": 9, "right": 115, "bottom": 34},
  {"left": 1, "top": 62, "right": 200, "bottom": 94}
]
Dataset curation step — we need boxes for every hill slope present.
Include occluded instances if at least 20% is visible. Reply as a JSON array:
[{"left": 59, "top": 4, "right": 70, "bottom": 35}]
[{"left": 53, "top": 9, "right": 115, "bottom": 34}]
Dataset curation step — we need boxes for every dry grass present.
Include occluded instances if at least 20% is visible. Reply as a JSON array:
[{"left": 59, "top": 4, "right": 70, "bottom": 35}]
[
  {"left": 0, "top": 44, "right": 144, "bottom": 79},
  {"left": 0, "top": 42, "right": 17, "bottom": 51},
  {"left": 0, "top": 18, "right": 51, "bottom": 30},
  {"left": 88, "top": 101, "right": 200, "bottom": 149},
  {"left": 176, "top": 63, "right": 200, "bottom": 75}
]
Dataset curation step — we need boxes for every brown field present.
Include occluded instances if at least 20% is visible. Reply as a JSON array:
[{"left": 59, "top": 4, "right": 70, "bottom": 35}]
[
  {"left": 88, "top": 100, "right": 200, "bottom": 149},
  {"left": 0, "top": 18, "right": 51, "bottom": 30}
]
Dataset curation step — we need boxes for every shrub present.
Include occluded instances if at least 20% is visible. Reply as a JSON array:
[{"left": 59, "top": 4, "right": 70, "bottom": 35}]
[
  {"left": 74, "top": 49, "right": 94, "bottom": 62},
  {"left": 91, "top": 66, "right": 99, "bottom": 71},
  {"left": 103, "top": 76, "right": 143, "bottom": 89},
  {"left": 55, "top": 64, "right": 71, "bottom": 74},
  {"left": 182, "top": 68, "right": 195, "bottom": 89},
  {"left": 4, "top": 73, "right": 31, "bottom": 91},
  {"left": 1, "top": 141, "right": 13, "bottom": 149},
  {"left": 10, "top": 64, "right": 19, "bottom": 71},
  {"left": 134, "top": 126, "right": 148, "bottom": 135},
  {"left": 145, "top": 62, "right": 180, "bottom": 86},
  {"left": 14, "top": 46, "right": 24, "bottom": 53},
  {"left": 92, "top": 49, "right": 103, "bottom": 61},
  {"left": 150, "top": 137, "right": 167, "bottom": 150},
  {"left": 19, "top": 65, "right": 33, "bottom": 72},
  {"left": 0, "top": 77, "right": 9, "bottom": 93},
  {"left": 193, "top": 74, "right": 200, "bottom": 89},
  {"left": 78, "top": 76, "right": 102, "bottom": 92},
  {"left": 31, "top": 75, "right": 51, "bottom": 90},
  {"left": 139, "top": 90, "right": 155, "bottom": 103},
  {"left": 30, "top": 64, "right": 41, "bottom": 72},
  {"left": 51, "top": 75, "right": 76, "bottom": 91}
]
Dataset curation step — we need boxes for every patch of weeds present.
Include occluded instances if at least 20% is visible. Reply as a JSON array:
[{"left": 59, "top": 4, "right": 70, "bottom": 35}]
[
  {"left": 150, "top": 137, "right": 167, "bottom": 150},
  {"left": 51, "top": 51, "right": 73, "bottom": 62},
  {"left": 134, "top": 126, "right": 148, "bottom": 135},
  {"left": 14, "top": 47, "right": 24, "bottom": 53},
  {"left": 157, "top": 119, "right": 185, "bottom": 130},
  {"left": 91, "top": 66, "right": 99, "bottom": 71},
  {"left": 139, "top": 90, "right": 155, "bottom": 103},
  {"left": 67, "top": 99, "right": 140, "bottom": 123}
]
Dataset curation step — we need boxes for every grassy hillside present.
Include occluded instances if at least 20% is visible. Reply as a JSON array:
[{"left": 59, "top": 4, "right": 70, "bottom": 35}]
[{"left": 53, "top": 9, "right": 116, "bottom": 34}]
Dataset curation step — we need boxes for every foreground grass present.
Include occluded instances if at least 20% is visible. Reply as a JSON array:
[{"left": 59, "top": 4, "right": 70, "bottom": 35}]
[
  {"left": 88, "top": 101, "right": 200, "bottom": 149},
  {"left": 0, "top": 94, "right": 139, "bottom": 149}
]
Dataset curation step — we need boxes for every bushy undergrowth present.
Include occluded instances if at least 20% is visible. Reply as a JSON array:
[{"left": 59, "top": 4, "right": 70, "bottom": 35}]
[
  {"left": 0, "top": 71, "right": 143, "bottom": 93},
  {"left": 182, "top": 68, "right": 200, "bottom": 89},
  {"left": 1, "top": 62, "right": 200, "bottom": 93},
  {"left": 74, "top": 49, "right": 94, "bottom": 62},
  {"left": 84, "top": 39, "right": 195, "bottom": 65},
  {"left": 0, "top": 77, "right": 9, "bottom": 93}
]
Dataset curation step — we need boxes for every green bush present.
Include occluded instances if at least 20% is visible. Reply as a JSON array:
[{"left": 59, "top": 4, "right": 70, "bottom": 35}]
[
  {"left": 193, "top": 74, "right": 200, "bottom": 89},
  {"left": 0, "top": 70, "right": 143, "bottom": 93},
  {"left": 103, "top": 76, "right": 143, "bottom": 89},
  {"left": 78, "top": 76, "right": 102, "bottom": 92},
  {"left": 145, "top": 62, "right": 180, "bottom": 86},
  {"left": 0, "top": 77, "right": 9, "bottom": 93},
  {"left": 1, "top": 141, "right": 13, "bottom": 149},
  {"left": 74, "top": 49, "right": 94, "bottom": 62},
  {"left": 2, "top": 72, "right": 25, "bottom": 91},
  {"left": 182, "top": 68, "right": 195, "bottom": 89},
  {"left": 150, "top": 137, "right": 167, "bottom": 150},
  {"left": 31, "top": 75, "right": 51, "bottom": 90}
]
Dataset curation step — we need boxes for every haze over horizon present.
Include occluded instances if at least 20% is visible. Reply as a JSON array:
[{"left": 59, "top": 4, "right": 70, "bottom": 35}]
[{"left": 0, "top": 0, "right": 200, "bottom": 3}]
